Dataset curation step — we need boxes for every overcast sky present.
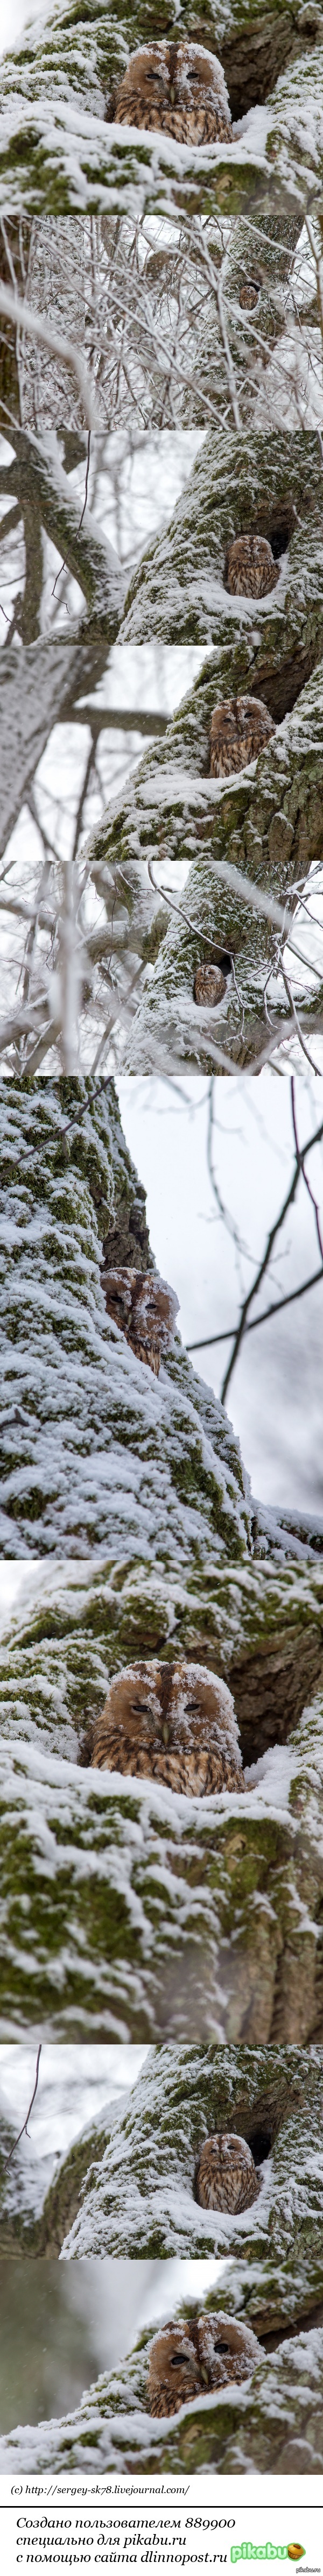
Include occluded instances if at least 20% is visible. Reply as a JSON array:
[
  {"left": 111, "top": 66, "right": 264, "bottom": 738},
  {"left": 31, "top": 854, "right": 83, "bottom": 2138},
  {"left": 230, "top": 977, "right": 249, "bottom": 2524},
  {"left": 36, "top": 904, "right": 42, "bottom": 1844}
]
[{"left": 119, "top": 1071, "right": 323, "bottom": 1518}]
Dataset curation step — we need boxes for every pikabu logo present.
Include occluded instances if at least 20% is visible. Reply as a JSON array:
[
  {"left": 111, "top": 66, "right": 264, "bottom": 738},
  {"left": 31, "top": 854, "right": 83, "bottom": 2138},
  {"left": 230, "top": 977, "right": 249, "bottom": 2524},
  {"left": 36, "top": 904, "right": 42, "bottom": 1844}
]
[{"left": 231, "top": 2550, "right": 305, "bottom": 2563}]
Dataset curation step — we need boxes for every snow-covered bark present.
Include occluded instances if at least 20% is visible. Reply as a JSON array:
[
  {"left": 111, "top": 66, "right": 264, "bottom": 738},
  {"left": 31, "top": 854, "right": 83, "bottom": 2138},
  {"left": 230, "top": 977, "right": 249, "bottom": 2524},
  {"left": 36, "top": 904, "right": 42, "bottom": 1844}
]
[
  {"left": 0, "top": 632, "right": 122, "bottom": 855},
  {"left": 2, "top": 2039, "right": 321, "bottom": 2280},
  {"left": 2, "top": 1, "right": 321, "bottom": 128},
  {"left": 1, "top": 22, "right": 323, "bottom": 220},
  {"left": 0, "top": 2310, "right": 322, "bottom": 2474},
  {"left": 0, "top": 1677, "right": 323, "bottom": 2041},
  {"left": 0, "top": 1077, "right": 250, "bottom": 1554},
  {"left": 85, "top": 426, "right": 323, "bottom": 1065}
]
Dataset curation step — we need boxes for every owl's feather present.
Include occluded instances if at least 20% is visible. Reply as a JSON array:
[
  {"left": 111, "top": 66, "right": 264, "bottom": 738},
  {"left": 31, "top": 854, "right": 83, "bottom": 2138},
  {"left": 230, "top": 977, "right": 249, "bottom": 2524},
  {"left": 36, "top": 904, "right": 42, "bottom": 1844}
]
[
  {"left": 210, "top": 692, "right": 275, "bottom": 776},
  {"left": 226, "top": 535, "right": 279, "bottom": 598},
  {"left": 148, "top": 2311, "right": 261, "bottom": 2415},
  {"left": 239, "top": 281, "right": 260, "bottom": 309},
  {"left": 114, "top": 40, "right": 233, "bottom": 147},
  {"left": 194, "top": 964, "right": 227, "bottom": 1007},
  {"left": 195, "top": 2131, "right": 261, "bottom": 2213},
  {"left": 101, "top": 1265, "right": 179, "bottom": 1374},
  {"left": 90, "top": 1655, "right": 244, "bottom": 1796}
]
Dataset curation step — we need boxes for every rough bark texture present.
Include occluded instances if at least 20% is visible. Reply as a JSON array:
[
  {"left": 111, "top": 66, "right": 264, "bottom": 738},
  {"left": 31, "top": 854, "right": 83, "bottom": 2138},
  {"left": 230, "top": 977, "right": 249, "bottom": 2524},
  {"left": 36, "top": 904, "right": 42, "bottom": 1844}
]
[
  {"left": 0, "top": 2310, "right": 322, "bottom": 2474},
  {"left": 0, "top": 1077, "right": 250, "bottom": 1556},
  {"left": 1, "top": 23, "right": 323, "bottom": 218},
  {"left": 1, "top": 1554, "right": 322, "bottom": 1761},
  {"left": 1, "top": 1674, "right": 323, "bottom": 2040},
  {"left": 2, "top": 2041, "right": 321, "bottom": 2277},
  {"left": 80, "top": 427, "right": 323, "bottom": 1067}
]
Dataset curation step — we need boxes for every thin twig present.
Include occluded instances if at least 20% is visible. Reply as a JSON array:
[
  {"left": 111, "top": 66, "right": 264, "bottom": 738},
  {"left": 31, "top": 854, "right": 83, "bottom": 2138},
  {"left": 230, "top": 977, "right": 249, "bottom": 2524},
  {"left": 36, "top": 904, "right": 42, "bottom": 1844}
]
[
  {"left": 2, "top": 2044, "right": 42, "bottom": 2166},
  {"left": 187, "top": 1262, "right": 323, "bottom": 1349}
]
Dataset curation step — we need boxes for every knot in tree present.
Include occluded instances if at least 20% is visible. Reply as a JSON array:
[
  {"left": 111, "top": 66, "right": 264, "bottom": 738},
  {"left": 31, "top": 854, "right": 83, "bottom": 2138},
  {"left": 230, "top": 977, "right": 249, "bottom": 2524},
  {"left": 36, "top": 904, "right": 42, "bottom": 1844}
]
[
  {"left": 195, "top": 2130, "right": 261, "bottom": 2212},
  {"left": 210, "top": 693, "right": 276, "bottom": 775},
  {"left": 113, "top": 41, "right": 233, "bottom": 145},
  {"left": 90, "top": 1656, "right": 244, "bottom": 1796},
  {"left": 147, "top": 2312, "right": 261, "bottom": 2415},
  {"left": 226, "top": 535, "right": 279, "bottom": 597},
  {"left": 101, "top": 1265, "right": 179, "bottom": 1375}
]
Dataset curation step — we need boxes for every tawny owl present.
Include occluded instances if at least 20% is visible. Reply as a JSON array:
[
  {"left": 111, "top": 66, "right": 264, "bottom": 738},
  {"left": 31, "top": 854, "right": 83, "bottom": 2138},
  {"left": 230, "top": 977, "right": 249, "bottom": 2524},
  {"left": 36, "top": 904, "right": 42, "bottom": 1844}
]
[
  {"left": 195, "top": 2131, "right": 261, "bottom": 2213},
  {"left": 101, "top": 1266, "right": 179, "bottom": 1376},
  {"left": 90, "top": 1655, "right": 244, "bottom": 1796},
  {"left": 239, "top": 279, "right": 261, "bottom": 309},
  {"left": 113, "top": 40, "right": 233, "bottom": 146},
  {"left": 209, "top": 693, "right": 275, "bottom": 777},
  {"left": 225, "top": 534, "right": 279, "bottom": 598},
  {"left": 194, "top": 963, "right": 227, "bottom": 1007},
  {"left": 147, "top": 2311, "right": 260, "bottom": 2416}
]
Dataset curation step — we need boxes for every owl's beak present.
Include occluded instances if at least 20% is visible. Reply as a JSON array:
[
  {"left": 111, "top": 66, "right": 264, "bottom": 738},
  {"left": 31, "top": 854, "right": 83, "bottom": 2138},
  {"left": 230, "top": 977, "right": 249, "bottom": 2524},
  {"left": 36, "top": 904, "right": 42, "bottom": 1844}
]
[
  {"left": 200, "top": 2367, "right": 209, "bottom": 2387},
  {"left": 170, "top": 84, "right": 176, "bottom": 104},
  {"left": 162, "top": 1721, "right": 170, "bottom": 1745}
]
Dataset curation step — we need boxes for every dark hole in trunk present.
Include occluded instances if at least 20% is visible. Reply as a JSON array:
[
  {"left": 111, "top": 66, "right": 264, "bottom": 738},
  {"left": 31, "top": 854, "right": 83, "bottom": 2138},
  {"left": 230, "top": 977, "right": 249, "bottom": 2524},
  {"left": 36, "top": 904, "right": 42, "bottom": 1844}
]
[
  {"left": 247, "top": 2124, "right": 272, "bottom": 2164},
  {"left": 270, "top": 522, "right": 292, "bottom": 560}
]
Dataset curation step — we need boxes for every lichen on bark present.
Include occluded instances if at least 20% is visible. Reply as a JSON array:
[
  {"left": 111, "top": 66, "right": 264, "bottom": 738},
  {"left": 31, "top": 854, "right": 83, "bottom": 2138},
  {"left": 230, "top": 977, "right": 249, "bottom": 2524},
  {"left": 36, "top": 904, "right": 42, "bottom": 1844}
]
[
  {"left": 0, "top": 1075, "right": 250, "bottom": 1555},
  {"left": 3, "top": 2039, "right": 321, "bottom": 2281},
  {"left": 0, "top": 2308, "right": 322, "bottom": 2474}
]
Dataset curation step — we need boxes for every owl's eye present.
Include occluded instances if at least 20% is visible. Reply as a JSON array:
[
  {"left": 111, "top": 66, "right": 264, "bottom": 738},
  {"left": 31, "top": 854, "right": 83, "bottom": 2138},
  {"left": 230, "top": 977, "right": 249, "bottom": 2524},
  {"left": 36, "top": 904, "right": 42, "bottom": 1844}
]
[
  {"left": 132, "top": 1699, "right": 152, "bottom": 1715},
  {"left": 146, "top": 71, "right": 164, "bottom": 83},
  {"left": 170, "top": 2352, "right": 189, "bottom": 2367},
  {"left": 215, "top": 2340, "right": 230, "bottom": 2354},
  {"left": 186, "top": 1700, "right": 200, "bottom": 1714}
]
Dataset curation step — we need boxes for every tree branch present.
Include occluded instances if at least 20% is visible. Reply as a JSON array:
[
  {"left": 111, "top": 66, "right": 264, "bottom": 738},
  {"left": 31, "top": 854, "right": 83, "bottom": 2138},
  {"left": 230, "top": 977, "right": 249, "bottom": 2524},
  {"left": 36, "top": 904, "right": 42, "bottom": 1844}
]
[{"left": 2, "top": 2044, "right": 42, "bottom": 2167}]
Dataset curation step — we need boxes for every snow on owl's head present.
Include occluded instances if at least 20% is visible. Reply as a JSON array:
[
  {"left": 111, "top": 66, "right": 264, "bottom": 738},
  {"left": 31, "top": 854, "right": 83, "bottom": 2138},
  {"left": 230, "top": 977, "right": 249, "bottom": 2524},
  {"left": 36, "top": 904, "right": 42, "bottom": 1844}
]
[
  {"left": 147, "top": 2311, "right": 260, "bottom": 2415},
  {"left": 113, "top": 40, "right": 232, "bottom": 146},
  {"left": 90, "top": 1655, "right": 244, "bottom": 1795},
  {"left": 92, "top": 1656, "right": 241, "bottom": 1767}
]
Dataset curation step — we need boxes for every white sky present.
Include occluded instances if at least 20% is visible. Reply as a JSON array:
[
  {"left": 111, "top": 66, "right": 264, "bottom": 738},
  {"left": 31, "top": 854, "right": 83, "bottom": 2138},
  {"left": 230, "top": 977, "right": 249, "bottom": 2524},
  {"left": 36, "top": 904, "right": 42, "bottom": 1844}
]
[
  {"left": 118, "top": 1071, "right": 323, "bottom": 1515},
  {"left": 0, "top": 0, "right": 51, "bottom": 56}
]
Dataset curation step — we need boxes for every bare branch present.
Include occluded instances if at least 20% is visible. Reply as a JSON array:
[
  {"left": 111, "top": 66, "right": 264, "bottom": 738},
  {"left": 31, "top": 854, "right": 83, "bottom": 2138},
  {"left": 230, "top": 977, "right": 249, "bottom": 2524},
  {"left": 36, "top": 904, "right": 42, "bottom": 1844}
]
[{"left": 2, "top": 2044, "right": 42, "bottom": 2167}]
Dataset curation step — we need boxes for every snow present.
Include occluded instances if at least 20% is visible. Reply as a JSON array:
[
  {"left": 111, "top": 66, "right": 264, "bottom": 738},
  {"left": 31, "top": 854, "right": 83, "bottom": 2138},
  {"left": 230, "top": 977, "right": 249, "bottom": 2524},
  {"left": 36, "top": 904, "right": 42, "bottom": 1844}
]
[
  {"left": 0, "top": 2044, "right": 148, "bottom": 2219},
  {"left": 0, "top": 2319, "right": 322, "bottom": 2474}
]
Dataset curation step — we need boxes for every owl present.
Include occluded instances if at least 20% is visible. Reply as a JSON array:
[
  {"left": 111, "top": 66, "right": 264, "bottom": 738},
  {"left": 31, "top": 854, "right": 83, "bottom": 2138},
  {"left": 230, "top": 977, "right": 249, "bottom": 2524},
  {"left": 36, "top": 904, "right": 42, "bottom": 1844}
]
[
  {"left": 209, "top": 693, "right": 275, "bottom": 776},
  {"left": 90, "top": 1654, "right": 244, "bottom": 1796},
  {"left": 113, "top": 40, "right": 233, "bottom": 146},
  {"left": 101, "top": 1265, "right": 179, "bottom": 1376},
  {"left": 239, "top": 279, "right": 261, "bottom": 309},
  {"left": 194, "top": 963, "right": 227, "bottom": 1007},
  {"left": 147, "top": 2311, "right": 260, "bottom": 2416},
  {"left": 195, "top": 2131, "right": 261, "bottom": 2213},
  {"left": 225, "top": 534, "right": 279, "bottom": 598}
]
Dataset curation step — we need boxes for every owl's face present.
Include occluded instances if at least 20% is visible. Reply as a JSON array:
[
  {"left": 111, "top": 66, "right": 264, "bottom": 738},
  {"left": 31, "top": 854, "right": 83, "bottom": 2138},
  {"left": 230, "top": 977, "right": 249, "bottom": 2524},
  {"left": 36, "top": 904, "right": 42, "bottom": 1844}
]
[
  {"left": 196, "top": 2130, "right": 261, "bottom": 2213},
  {"left": 196, "top": 2311, "right": 260, "bottom": 2387},
  {"left": 113, "top": 41, "right": 232, "bottom": 146},
  {"left": 148, "top": 2312, "right": 259, "bottom": 2415},
  {"left": 148, "top": 2324, "right": 202, "bottom": 2416},
  {"left": 93, "top": 1656, "right": 240, "bottom": 1767}
]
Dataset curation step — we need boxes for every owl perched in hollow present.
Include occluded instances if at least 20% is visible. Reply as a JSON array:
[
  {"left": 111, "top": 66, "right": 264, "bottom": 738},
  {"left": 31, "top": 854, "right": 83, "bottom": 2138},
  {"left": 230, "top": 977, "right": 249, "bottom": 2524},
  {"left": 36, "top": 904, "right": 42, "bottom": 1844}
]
[
  {"left": 90, "top": 1655, "right": 244, "bottom": 1796},
  {"left": 226, "top": 534, "right": 279, "bottom": 598},
  {"left": 113, "top": 40, "right": 233, "bottom": 146},
  {"left": 209, "top": 693, "right": 275, "bottom": 777},
  {"left": 147, "top": 2311, "right": 261, "bottom": 2416},
  {"left": 101, "top": 1265, "right": 179, "bottom": 1376},
  {"left": 239, "top": 279, "right": 261, "bottom": 309},
  {"left": 194, "top": 963, "right": 227, "bottom": 1007},
  {"left": 195, "top": 2131, "right": 261, "bottom": 2213}
]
